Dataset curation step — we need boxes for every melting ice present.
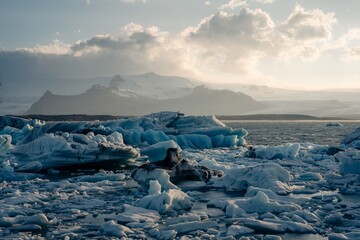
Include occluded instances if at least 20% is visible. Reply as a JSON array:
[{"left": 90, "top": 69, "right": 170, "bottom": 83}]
[{"left": 0, "top": 112, "right": 360, "bottom": 239}]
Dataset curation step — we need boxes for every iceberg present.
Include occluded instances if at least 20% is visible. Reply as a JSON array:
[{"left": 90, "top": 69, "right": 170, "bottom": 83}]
[
  {"left": 100, "top": 220, "right": 134, "bottom": 238},
  {"left": 213, "top": 163, "right": 291, "bottom": 195},
  {"left": 335, "top": 149, "right": 360, "bottom": 175},
  {"left": 341, "top": 127, "right": 360, "bottom": 149},
  {"left": 251, "top": 143, "right": 300, "bottom": 160},
  {"left": 0, "top": 116, "right": 43, "bottom": 131},
  {"left": 137, "top": 181, "right": 193, "bottom": 213},
  {"left": 141, "top": 140, "right": 180, "bottom": 162},
  {"left": 9, "top": 112, "right": 247, "bottom": 150},
  {"left": 11, "top": 132, "right": 139, "bottom": 171},
  {"left": 225, "top": 191, "right": 301, "bottom": 216},
  {"left": 132, "top": 168, "right": 179, "bottom": 191},
  {"left": 0, "top": 134, "right": 12, "bottom": 158}
]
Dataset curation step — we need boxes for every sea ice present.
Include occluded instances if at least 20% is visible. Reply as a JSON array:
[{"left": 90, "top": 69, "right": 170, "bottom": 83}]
[
  {"left": 141, "top": 140, "right": 180, "bottom": 162},
  {"left": 213, "top": 163, "right": 291, "bottom": 195},
  {"left": 11, "top": 132, "right": 139, "bottom": 171},
  {"left": 341, "top": 127, "right": 360, "bottom": 149},
  {"left": 100, "top": 220, "right": 134, "bottom": 238},
  {"left": 226, "top": 192, "right": 301, "bottom": 217},
  {"left": 114, "top": 204, "right": 161, "bottom": 223},
  {"left": 132, "top": 168, "right": 179, "bottom": 191},
  {"left": 252, "top": 143, "right": 300, "bottom": 160},
  {"left": 137, "top": 188, "right": 193, "bottom": 213},
  {"left": 335, "top": 149, "right": 360, "bottom": 175},
  {"left": 0, "top": 134, "right": 11, "bottom": 158}
]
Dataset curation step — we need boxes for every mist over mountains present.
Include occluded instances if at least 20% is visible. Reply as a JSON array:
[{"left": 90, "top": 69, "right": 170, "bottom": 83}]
[
  {"left": 27, "top": 74, "right": 265, "bottom": 115},
  {"left": 1, "top": 72, "right": 360, "bottom": 117}
]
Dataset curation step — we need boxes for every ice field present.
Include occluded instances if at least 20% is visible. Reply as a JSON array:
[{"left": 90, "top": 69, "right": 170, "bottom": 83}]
[{"left": 1, "top": 112, "right": 360, "bottom": 240}]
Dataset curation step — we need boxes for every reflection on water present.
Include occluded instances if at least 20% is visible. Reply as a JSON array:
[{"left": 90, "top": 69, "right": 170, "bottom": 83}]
[{"left": 227, "top": 121, "right": 359, "bottom": 146}]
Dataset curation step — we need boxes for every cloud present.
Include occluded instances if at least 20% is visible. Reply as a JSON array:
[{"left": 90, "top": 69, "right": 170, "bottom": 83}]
[
  {"left": 254, "top": 0, "right": 273, "bottom": 3},
  {"left": 19, "top": 40, "right": 71, "bottom": 55},
  {"left": 187, "top": 5, "right": 336, "bottom": 74},
  {"left": 321, "top": 28, "right": 360, "bottom": 61},
  {"left": 278, "top": 5, "right": 336, "bottom": 43},
  {"left": 121, "top": 0, "right": 148, "bottom": 3},
  {"left": 220, "top": 0, "right": 246, "bottom": 10},
  {"left": 0, "top": 4, "right": 339, "bottom": 84}
]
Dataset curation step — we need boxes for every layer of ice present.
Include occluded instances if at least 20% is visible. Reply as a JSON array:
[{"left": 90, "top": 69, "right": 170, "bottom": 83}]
[
  {"left": 0, "top": 135, "right": 12, "bottom": 158},
  {"left": 214, "top": 163, "right": 291, "bottom": 195},
  {"left": 335, "top": 149, "right": 360, "bottom": 175},
  {"left": 137, "top": 188, "right": 193, "bottom": 213},
  {"left": 252, "top": 143, "right": 300, "bottom": 160},
  {"left": 100, "top": 220, "right": 134, "bottom": 238},
  {"left": 132, "top": 168, "right": 179, "bottom": 191},
  {"left": 225, "top": 191, "right": 301, "bottom": 216},
  {"left": 141, "top": 140, "right": 180, "bottom": 162},
  {"left": 11, "top": 132, "right": 139, "bottom": 171},
  {"left": 341, "top": 127, "right": 360, "bottom": 149}
]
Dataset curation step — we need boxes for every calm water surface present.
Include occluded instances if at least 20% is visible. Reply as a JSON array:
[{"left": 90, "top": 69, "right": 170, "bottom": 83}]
[{"left": 226, "top": 121, "right": 360, "bottom": 146}]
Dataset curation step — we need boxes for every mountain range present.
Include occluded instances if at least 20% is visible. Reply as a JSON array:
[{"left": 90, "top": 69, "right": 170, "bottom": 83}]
[
  {"left": 27, "top": 78, "right": 265, "bottom": 115},
  {"left": 1, "top": 72, "right": 360, "bottom": 117}
]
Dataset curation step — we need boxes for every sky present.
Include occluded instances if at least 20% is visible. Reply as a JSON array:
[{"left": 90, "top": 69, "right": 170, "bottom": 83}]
[{"left": 1, "top": 0, "right": 360, "bottom": 90}]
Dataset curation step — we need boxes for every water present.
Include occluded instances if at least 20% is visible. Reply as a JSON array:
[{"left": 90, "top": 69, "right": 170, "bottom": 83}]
[{"left": 226, "top": 120, "right": 360, "bottom": 146}]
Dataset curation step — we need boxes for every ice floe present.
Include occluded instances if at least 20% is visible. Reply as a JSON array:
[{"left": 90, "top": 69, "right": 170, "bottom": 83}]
[
  {"left": 1, "top": 112, "right": 360, "bottom": 239},
  {"left": 137, "top": 185, "right": 193, "bottom": 213},
  {"left": 0, "top": 134, "right": 11, "bottom": 158},
  {"left": 213, "top": 163, "right": 291, "bottom": 195},
  {"left": 341, "top": 127, "right": 360, "bottom": 149},
  {"left": 11, "top": 132, "right": 140, "bottom": 171}
]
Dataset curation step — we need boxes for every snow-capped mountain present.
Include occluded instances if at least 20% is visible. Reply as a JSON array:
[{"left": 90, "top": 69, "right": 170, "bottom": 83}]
[
  {"left": 109, "top": 72, "right": 195, "bottom": 100},
  {"left": 26, "top": 84, "right": 265, "bottom": 115}
]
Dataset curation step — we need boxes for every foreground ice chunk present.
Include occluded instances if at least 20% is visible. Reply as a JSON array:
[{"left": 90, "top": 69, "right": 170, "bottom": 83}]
[
  {"left": 241, "top": 218, "right": 316, "bottom": 233},
  {"left": 214, "top": 163, "right": 291, "bottom": 195},
  {"left": 328, "top": 232, "right": 360, "bottom": 240},
  {"left": 166, "top": 220, "right": 218, "bottom": 234},
  {"left": 137, "top": 188, "right": 193, "bottom": 213},
  {"left": 141, "top": 140, "right": 180, "bottom": 162},
  {"left": 114, "top": 204, "right": 161, "bottom": 223},
  {"left": 100, "top": 220, "right": 134, "bottom": 238},
  {"left": 253, "top": 143, "right": 300, "bottom": 160},
  {"left": 226, "top": 225, "right": 254, "bottom": 236},
  {"left": 225, "top": 191, "right": 301, "bottom": 216},
  {"left": 148, "top": 180, "right": 162, "bottom": 195},
  {"left": 132, "top": 168, "right": 179, "bottom": 191},
  {"left": 341, "top": 127, "right": 360, "bottom": 149},
  {"left": 0, "top": 134, "right": 12, "bottom": 158},
  {"left": 296, "top": 172, "right": 323, "bottom": 181},
  {"left": 11, "top": 132, "right": 139, "bottom": 171},
  {"left": 335, "top": 149, "right": 360, "bottom": 175}
]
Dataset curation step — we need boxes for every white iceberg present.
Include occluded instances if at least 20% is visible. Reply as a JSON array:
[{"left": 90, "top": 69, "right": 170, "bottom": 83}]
[
  {"left": 214, "top": 163, "right": 291, "bottom": 195},
  {"left": 136, "top": 180, "right": 193, "bottom": 213},
  {"left": 100, "top": 220, "right": 134, "bottom": 238},
  {"left": 341, "top": 127, "right": 360, "bottom": 149},
  {"left": 252, "top": 143, "right": 300, "bottom": 160},
  {"left": 141, "top": 140, "right": 180, "bottom": 162},
  {"left": 335, "top": 149, "right": 360, "bottom": 175},
  {"left": 225, "top": 191, "right": 301, "bottom": 217},
  {"left": 0, "top": 134, "right": 12, "bottom": 158},
  {"left": 132, "top": 168, "right": 179, "bottom": 191}
]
